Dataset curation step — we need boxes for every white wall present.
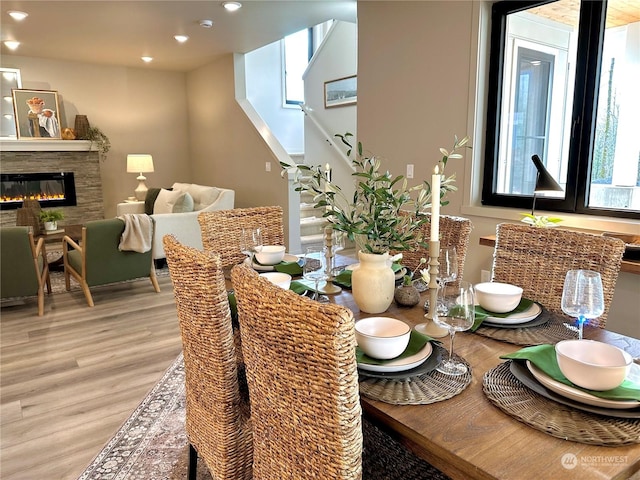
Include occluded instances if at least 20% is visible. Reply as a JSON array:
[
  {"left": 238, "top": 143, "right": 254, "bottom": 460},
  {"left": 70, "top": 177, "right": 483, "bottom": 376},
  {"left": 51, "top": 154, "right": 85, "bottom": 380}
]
[
  {"left": 303, "top": 20, "right": 358, "bottom": 196},
  {"left": 245, "top": 40, "right": 305, "bottom": 154}
]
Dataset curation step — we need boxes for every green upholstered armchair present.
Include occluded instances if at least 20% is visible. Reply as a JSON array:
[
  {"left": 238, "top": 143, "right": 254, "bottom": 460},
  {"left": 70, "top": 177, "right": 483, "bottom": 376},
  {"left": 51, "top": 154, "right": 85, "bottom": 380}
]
[
  {"left": 1, "top": 226, "right": 51, "bottom": 316},
  {"left": 63, "top": 218, "right": 160, "bottom": 307}
]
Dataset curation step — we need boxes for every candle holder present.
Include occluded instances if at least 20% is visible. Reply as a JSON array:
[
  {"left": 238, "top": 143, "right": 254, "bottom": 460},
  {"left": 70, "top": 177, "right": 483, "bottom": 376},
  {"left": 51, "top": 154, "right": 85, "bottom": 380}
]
[
  {"left": 318, "top": 226, "right": 342, "bottom": 295},
  {"left": 414, "top": 239, "right": 449, "bottom": 338}
]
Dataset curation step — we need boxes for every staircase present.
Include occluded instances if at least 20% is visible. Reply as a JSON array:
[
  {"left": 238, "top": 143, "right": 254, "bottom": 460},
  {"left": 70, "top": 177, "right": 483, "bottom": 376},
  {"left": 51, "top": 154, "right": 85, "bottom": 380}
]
[{"left": 299, "top": 192, "right": 329, "bottom": 251}]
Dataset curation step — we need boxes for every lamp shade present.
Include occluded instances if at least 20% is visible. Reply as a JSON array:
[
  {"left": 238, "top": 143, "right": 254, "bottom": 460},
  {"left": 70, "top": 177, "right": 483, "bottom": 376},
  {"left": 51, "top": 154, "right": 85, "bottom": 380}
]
[
  {"left": 531, "top": 155, "right": 562, "bottom": 193},
  {"left": 127, "top": 154, "right": 154, "bottom": 174}
]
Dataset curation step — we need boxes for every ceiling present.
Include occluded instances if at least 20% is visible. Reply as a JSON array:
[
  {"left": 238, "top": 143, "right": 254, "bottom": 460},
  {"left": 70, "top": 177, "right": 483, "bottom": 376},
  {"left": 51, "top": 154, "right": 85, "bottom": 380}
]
[{"left": 0, "top": 1, "right": 357, "bottom": 72}]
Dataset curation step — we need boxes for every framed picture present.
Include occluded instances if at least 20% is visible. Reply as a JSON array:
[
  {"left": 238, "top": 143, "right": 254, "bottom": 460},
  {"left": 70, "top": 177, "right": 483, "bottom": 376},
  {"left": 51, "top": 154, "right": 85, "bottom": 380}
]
[
  {"left": 324, "top": 75, "right": 357, "bottom": 108},
  {"left": 12, "top": 89, "right": 62, "bottom": 139}
]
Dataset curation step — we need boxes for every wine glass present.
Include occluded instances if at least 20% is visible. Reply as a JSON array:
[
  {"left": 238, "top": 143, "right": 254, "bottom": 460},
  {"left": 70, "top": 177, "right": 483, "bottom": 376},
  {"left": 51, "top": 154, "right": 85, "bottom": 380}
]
[
  {"left": 438, "top": 246, "right": 458, "bottom": 287},
  {"left": 303, "top": 246, "right": 329, "bottom": 302},
  {"left": 240, "top": 227, "right": 262, "bottom": 266},
  {"left": 433, "top": 281, "right": 475, "bottom": 375},
  {"left": 561, "top": 269, "right": 604, "bottom": 340}
]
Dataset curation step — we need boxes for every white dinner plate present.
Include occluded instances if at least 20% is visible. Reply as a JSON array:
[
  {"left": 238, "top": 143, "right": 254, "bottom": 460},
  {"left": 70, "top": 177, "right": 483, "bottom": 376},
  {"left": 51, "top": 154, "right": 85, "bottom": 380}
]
[
  {"left": 484, "top": 302, "right": 542, "bottom": 325},
  {"left": 245, "top": 254, "right": 299, "bottom": 272},
  {"left": 357, "top": 341, "right": 433, "bottom": 373},
  {"left": 526, "top": 361, "right": 640, "bottom": 410}
]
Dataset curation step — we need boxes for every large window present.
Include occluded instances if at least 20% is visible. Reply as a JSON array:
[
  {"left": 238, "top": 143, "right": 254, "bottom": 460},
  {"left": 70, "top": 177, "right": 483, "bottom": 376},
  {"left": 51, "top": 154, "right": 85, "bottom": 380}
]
[
  {"left": 483, "top": 0, "right": 640, "bottom": 218},
  {"left": 283, "top": 28, "right": 313, "bottom": 106}
]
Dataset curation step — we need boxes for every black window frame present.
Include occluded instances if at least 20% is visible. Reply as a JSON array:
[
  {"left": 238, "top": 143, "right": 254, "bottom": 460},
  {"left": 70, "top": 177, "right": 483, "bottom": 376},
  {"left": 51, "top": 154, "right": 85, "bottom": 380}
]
[{"left": 482, "top": 0, "right": 639, "bottom": 220}]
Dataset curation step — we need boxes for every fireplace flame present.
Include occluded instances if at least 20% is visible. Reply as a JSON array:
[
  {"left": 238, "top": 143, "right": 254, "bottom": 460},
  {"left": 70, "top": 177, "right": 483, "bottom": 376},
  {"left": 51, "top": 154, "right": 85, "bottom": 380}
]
[{"left": 1, "top": 193, "right": 66, "bottom": 203}]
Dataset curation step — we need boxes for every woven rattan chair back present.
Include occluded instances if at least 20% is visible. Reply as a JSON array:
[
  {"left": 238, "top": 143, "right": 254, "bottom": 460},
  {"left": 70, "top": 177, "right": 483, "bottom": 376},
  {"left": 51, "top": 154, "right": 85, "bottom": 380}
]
[
  {"left": 231, "top": 263, "right": 362, "bottom": 480},
  {"left": 198, "top": 206, "right": 285, "bottom": 271},
  {"left": 492, "top": 223, "right": 625, "bottom": 328},
  {"left": 163, "top": 235, "right": 252, "bottom": 480},
  {"left": 392, "top": 214, "right": 472, "bottom": 287}
]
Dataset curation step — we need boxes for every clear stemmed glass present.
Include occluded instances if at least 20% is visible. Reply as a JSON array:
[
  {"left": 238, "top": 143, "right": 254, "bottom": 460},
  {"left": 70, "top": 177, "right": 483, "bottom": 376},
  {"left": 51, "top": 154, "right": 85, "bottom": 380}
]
[
  {"left": 561, "top": 269, "right": 604, "bottom": 340},
  {"left": 438, "top": 246, "right": 458, "bottom": 288},
  {"left": 433, "top": 280, "right": 475, "bottom": 375},
  {"left": 240, "top": 227, "right": 263, "bottom": 266},
  {"left": 303, "top": 246, "right": 329, "bottom": 302}
]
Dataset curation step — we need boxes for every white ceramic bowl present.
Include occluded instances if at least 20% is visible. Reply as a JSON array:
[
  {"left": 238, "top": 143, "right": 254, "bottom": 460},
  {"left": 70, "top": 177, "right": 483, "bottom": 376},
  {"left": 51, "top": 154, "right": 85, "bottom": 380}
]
[
  {"left": 255, "top": 245, "right": 286, "bottom": 265},
  {"left": 355, "top": 317, "right": 411, "bottom": 360},
  {"left": 555, "top": 339, "right": 632, "bottom": 391},
  {"left": 259, "top": 272, "right": 292, "bottom": 290},
  {"left": 474, "top": 282, "right": 523, "bottom": 313}
]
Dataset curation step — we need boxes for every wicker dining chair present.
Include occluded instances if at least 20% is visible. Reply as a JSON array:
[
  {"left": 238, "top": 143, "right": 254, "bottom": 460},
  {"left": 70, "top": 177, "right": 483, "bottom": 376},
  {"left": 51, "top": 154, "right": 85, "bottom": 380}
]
[
  {"left": 231, "top": 263, "right": 449, "bottom": 480},
  {"left": 198, "top": 206, "right": 284, "bottom": 271},
  {"left": 391, "top": 214, "right": 473, "bottom": 287},
  {"left": 163, "top": 235, "right": 252, "bottom": 480},
  {"left": 491, "top": 223, "right": 626, "bottom": 328}
]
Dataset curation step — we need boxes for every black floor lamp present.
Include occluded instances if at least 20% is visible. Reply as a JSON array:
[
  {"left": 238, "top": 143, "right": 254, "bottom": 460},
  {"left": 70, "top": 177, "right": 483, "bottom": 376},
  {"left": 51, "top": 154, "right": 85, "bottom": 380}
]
[{"left": 531, "top": 154, "right": 563, "bottom": 215}]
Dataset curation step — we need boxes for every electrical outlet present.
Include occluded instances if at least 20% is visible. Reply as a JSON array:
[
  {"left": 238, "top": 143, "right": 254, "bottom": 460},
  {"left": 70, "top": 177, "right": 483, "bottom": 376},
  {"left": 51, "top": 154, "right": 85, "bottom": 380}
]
[
  {"left": 481, "top": 270, "right": 491, "bottom": 282},
  {"left": 265, "top": 161, "right": 271, "bottom": 172},
  {"left": 406, "top": 164, "right": 414, "bottom": 179}
]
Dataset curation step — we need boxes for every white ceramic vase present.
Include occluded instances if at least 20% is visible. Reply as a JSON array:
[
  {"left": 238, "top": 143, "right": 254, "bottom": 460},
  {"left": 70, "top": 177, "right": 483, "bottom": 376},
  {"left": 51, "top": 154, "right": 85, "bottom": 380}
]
[
  {"left": 351, "top": 251, "right": 395, "bottom": 314},
  {"left": 44, "top": 221, "right": 57, "bottom": 231}
]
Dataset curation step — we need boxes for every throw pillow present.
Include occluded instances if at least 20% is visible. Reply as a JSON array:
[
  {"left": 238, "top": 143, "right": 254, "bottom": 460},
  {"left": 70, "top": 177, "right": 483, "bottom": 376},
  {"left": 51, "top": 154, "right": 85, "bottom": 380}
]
[
  {"left": 189, "top": 184, "right": 221, "bottom": 210},
  {"left": 154, "top": 188, "right": 186, "bottom": 214},
  {"left": 173, "top": 192, "right": 194, "bottom": 213},
  {"left": 145, "top": 188, "right": 163, "bottom": 215}
]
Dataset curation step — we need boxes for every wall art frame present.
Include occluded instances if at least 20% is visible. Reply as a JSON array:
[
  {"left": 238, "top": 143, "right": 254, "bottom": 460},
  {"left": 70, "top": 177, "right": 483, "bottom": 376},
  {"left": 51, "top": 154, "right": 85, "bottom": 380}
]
[
  {"left": 324, "top": 75, "right": 357, "bottom": 108},
  {"left": 12, "top": 89, "right": 62, "bottom": 140}
]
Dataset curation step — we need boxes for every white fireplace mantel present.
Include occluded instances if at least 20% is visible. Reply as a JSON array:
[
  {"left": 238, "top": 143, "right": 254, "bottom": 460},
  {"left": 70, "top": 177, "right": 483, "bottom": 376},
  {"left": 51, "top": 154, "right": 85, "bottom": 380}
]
[{"left": 0, "top": 139, "right": 96, "bottom": 152}]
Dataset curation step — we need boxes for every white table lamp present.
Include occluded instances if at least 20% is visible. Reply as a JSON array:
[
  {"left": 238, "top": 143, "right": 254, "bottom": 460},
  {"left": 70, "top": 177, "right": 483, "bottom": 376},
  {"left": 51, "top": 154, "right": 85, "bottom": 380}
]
[{"left": 127, "top": 154, "right": 154, "bottom": 201}]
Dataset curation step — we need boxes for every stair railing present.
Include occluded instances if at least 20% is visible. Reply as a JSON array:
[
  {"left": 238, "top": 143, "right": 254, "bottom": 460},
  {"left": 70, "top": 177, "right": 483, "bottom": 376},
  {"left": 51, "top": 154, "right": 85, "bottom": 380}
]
[{"left": 300, "top": 104, "right": 354, "bottom": 172}]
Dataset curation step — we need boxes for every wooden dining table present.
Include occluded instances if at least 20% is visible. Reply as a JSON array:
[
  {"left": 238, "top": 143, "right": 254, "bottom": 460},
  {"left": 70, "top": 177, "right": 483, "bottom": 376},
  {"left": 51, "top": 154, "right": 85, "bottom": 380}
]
[{"left": 324, "top": 263, "right": 640, "bottom": 480}]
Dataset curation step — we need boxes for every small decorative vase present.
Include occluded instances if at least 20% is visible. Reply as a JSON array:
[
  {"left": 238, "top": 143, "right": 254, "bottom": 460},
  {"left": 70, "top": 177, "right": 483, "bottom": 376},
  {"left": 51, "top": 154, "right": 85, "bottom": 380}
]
[
  {"left": 394, "top": 284, "right": 420, "bottom": 307},
  {"left": 44, "top": 221, "right": 57, "bottom": 231},
  {"left": 352, "top": 251, "right": 395, "bottom": 314}
]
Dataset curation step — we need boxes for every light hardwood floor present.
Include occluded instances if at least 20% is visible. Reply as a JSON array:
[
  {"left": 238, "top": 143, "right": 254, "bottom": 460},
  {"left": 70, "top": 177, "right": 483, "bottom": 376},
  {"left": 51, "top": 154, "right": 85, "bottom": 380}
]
[{"left": 1, "top": 274, "right": 183, "bottom": 480}]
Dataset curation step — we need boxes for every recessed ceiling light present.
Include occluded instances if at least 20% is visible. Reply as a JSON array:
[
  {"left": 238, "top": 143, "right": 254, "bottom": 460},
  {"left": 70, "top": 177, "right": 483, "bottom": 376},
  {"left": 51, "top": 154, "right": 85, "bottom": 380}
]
[
  {"left": 4, "top": 114, "right": 13, "bottom": 120},
  {"left": 222, "top": 2, "right": 242, "bottom": 12},
  {"left": 174, "top": 35, "right": 189, "bottom": 43},
  {"left": 199, "top": 19, "right": 213, "bottom": 28},
  {"left": 3, "top": 41, "right": 20, "bottom": 50},
  {"left": 141, "top": 56, "right": 153, "bottom": 63},
  {"left": 8, "top": 10, "right": 28, "bottom": 21}
]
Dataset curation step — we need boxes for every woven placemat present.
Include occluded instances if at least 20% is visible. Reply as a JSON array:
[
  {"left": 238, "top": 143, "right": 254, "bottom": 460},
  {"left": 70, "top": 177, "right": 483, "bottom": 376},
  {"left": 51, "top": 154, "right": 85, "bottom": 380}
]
[
  {"left": 483, "top": 361, "right": 640, "bottom": 446},
  {"left": 359, "top": 353, "right": 472, "bottom": 405},
  {"left": 474, "top": 311, "right": 596, "bottom": 346}
]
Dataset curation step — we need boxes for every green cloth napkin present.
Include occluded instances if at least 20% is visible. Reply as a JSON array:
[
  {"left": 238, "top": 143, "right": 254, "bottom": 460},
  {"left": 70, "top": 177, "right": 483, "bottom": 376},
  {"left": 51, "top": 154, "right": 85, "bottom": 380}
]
[
  {"left": 471, "top": 298, "right": 534, "bottom": 331},
  {"left": 501, "top": 344, "right": 640, "bottom": 401},
  {"left": 289, "top": 280, "right": 308, "bottom": 295},
  {"left": 274, "top": 261, "right": 303, "bottom": 276},
  {"left": 333, "top": 270, "right": 352, "bottom": 288},
  {"left": 356, "top": 329, "right": 433, "bottom": 365}
]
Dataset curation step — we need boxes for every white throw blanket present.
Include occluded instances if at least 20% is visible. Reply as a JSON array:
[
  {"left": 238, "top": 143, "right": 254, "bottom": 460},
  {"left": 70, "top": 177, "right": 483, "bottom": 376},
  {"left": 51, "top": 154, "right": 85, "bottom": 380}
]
[{"left": 117, "top": 214, "right": 153, "bottom": 253}]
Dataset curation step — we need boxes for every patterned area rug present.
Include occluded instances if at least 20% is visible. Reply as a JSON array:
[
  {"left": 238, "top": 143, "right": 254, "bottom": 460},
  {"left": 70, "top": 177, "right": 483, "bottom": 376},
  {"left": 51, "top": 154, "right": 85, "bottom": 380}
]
[{"left": 78, "top": 355, "right": 450, "bottom": 480}]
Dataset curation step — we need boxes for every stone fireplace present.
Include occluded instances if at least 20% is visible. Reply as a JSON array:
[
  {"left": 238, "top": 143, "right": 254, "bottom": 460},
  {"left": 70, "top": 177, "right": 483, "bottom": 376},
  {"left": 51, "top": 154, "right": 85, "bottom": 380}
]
[{"left": 0, "top": 141, "right": 104, "bottom": 227}]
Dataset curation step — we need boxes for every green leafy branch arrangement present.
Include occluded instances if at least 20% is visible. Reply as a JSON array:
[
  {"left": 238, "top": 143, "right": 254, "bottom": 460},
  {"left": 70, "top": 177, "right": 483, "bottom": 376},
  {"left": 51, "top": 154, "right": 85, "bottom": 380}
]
[{"left": 281, "top": 133, "right": 470, "bottom": 254}]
